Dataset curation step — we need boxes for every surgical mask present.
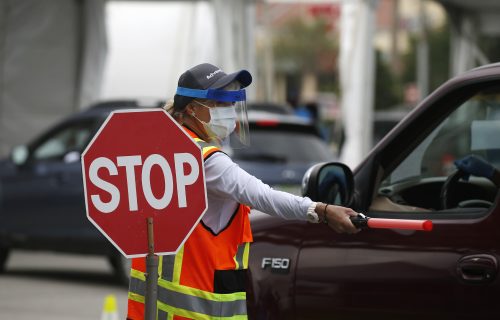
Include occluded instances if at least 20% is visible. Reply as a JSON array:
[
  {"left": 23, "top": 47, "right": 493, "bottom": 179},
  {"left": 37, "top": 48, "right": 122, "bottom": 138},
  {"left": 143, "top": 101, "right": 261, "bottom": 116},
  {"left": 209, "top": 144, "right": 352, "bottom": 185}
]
[{"left": 193, "top": 101, "right": 237, "bottom": 141}]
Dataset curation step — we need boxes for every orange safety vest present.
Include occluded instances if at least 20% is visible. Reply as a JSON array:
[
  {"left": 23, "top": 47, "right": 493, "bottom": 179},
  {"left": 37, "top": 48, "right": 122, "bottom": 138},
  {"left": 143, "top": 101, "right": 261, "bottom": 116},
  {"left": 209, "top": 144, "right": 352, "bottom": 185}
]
[{"left": 127, "top": 127, "right": 253, "bottom": 320}]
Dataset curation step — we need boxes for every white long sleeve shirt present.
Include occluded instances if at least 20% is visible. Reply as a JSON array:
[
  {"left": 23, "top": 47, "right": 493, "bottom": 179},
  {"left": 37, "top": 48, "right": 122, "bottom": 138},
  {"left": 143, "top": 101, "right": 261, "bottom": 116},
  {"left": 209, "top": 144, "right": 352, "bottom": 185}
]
[{"left": 202, "top": 152, "right": 313, "bottom": 234}]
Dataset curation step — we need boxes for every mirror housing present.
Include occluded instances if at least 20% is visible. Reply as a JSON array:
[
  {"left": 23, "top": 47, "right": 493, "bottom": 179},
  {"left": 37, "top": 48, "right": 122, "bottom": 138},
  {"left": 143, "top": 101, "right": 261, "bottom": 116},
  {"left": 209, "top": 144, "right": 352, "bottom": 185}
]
[
  {"left": 301, "top": 162, "right": 354, "bottom": 206},
  {"left": 11, "top": 145, "right": 29, "bottom": 166}
]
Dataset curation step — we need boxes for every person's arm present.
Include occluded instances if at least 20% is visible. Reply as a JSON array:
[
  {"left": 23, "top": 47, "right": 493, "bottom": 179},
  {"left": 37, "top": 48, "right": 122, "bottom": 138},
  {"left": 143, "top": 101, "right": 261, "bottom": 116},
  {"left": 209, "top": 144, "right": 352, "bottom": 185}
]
[
  {"left": 454, "top": 155, "right": 500, "bottom": 187},
  {"left": 205, "top": 153, "right": 358, "bottom": 234}
]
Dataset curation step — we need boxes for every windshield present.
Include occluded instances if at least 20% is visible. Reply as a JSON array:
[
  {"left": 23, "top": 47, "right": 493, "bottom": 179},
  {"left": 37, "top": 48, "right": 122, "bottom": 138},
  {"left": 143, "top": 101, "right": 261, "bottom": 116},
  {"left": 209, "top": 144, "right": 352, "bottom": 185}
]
[{"left": 232, "top": 130, "right": 333, "bottom": 163}]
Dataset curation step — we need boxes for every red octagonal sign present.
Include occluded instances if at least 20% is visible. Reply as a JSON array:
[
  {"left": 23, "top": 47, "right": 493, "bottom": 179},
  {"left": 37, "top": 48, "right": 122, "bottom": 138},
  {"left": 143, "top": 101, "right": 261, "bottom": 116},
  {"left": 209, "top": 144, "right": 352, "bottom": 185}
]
[{"left": 82, "top": 109, "right": 207, "bottom": 258}]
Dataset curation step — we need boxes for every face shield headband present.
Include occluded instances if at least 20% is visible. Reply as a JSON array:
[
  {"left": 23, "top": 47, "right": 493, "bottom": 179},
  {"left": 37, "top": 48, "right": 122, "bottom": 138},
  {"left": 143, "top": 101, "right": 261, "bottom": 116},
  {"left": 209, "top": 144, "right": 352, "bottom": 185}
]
[
  {"left": 176, "top": 87, "right": 246, "bottom": 103},
  {"left": 176, "top": 86, "right": 250, "bottom": 149}
]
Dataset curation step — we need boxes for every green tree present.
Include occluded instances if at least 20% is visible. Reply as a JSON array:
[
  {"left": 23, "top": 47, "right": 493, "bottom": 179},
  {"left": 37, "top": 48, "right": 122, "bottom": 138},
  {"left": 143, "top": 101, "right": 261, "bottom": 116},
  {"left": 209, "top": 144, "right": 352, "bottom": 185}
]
[
  {"left": 402, "top": 23, "right": 450, "bottom": 92},
  {"left": 273, "top": 18, "right": 337, "bottom": 73},
  {"left": 375, "top": 50, "right": 402, "bottom": 110},
  {"left": 479, "top": 35, "right": 500, "bottom": 62},
  {"left": 272, "top": 17, "right": 339, "bottom": 104}
]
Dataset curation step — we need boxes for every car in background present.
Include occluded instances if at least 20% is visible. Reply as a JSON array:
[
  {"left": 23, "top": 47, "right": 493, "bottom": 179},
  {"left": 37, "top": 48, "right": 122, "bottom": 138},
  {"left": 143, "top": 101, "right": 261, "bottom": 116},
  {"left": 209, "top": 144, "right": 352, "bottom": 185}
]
[
  {"left": 247, "top": 63, "right": 500, "bottom": 319},
  {"left": 0, "top": 99, "right": 164, "bottom": 284},
  {"left": 247, "top": 101, "right": 295, "bottom": 115},
  {"left": 228, "top": 110, "right": 335, "bottom": 195}
]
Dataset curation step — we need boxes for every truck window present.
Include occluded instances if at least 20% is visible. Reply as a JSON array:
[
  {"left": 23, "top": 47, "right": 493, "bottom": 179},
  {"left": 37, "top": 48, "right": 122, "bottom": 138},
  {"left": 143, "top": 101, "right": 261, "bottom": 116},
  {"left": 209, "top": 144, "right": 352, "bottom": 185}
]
[{"left": 373, "top": 87, "right": 500, "bottom": 212}]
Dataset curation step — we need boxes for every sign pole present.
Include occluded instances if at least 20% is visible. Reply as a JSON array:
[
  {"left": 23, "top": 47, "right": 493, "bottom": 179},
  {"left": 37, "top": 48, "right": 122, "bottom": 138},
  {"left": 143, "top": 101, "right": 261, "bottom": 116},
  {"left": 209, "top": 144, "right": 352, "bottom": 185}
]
[{"left": 144, "top": 217, "right": 158, "bottom": 320}]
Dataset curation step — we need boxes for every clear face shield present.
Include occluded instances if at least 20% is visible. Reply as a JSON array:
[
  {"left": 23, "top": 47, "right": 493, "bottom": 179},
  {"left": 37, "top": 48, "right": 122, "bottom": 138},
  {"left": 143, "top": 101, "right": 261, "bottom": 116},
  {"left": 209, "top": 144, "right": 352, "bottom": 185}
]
[{"left": 176, "top": 84, "right": 250, "bottom": 149}]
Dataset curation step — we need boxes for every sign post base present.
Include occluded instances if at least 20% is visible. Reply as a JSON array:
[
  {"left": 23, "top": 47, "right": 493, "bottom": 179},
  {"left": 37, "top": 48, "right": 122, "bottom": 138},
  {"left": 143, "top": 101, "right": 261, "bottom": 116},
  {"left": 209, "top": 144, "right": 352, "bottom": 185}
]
[{"left": 144, "top": 217, "right": 158, "bottom": 320}]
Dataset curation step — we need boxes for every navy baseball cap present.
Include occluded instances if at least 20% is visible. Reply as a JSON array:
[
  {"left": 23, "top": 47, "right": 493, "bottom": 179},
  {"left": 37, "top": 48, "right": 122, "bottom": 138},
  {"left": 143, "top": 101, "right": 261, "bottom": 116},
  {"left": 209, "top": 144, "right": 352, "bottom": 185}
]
[{"left": 173, "top": 63, "right": 252, "bottom": 112}]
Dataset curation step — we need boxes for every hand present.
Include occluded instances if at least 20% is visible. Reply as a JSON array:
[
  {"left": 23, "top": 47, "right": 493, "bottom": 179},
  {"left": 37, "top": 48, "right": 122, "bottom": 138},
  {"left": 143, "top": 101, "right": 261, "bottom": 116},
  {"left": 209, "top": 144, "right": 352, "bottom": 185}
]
[
  {"left": 454, "top": 155, "right": 495, "bottom": 179},
  {"left": 320, "top": 204, "right": 359, "bottom": 234}
]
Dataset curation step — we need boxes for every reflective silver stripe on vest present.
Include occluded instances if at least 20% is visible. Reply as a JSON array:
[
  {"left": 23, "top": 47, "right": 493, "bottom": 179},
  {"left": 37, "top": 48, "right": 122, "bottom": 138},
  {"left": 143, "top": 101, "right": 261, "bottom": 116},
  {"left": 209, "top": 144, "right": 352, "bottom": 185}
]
[
  {"left": 234, "top": 243, "right": 246, "bottom": 270},
  {"left": 161, "top": 255, "right": 176, "bottom": 282},
  {"left": 158, "top": 286, "right": 247, "bottom": 317},
  {"left": 157, "top": 309, "right": 169, "bottom": 319},
  {"left": 129, "top": 276, "right": 146, "bottom": 296}
]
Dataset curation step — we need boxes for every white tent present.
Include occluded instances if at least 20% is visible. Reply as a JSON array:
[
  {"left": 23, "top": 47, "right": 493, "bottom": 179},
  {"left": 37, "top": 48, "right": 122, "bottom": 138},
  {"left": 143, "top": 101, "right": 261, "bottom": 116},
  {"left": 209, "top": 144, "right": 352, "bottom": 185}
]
[
  {"left": 0, "top": 0, "right": 257, "bottom": 157},
  {"left": 0, "top": 0, "right": 107, "bottom": 156}
]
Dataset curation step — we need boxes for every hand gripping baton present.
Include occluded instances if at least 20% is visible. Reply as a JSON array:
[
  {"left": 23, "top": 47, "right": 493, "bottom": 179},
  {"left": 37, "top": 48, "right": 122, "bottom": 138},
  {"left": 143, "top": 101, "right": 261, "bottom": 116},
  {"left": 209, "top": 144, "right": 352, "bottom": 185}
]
[{"left": 350, "top": 213, "right": 433, "bottom": 231}]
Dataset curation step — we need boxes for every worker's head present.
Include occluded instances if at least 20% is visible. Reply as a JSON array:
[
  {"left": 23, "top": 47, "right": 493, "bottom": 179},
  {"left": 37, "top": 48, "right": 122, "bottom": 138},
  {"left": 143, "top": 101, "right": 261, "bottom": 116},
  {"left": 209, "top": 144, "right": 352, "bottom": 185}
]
[{"left": 167, "top": 63, "right": 252, "bottom": 147}]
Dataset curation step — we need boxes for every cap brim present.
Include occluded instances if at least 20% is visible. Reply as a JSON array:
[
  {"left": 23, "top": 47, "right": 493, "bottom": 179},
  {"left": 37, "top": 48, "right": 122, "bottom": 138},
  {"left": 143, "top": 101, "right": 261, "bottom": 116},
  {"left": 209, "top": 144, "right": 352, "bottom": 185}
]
[{"left": 209, "top": 69, "right": 252, "bottom": 90}]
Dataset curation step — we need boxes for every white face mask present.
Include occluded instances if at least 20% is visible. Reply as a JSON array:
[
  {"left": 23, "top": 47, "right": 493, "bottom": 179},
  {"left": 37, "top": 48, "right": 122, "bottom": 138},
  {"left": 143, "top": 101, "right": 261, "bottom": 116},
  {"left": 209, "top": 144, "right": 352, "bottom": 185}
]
[
  {"left": 193, "top": 101, "right": 237, "bottom": 141},
  {"left": 207, "top": 106, "right": 237, "bottom": 140}
]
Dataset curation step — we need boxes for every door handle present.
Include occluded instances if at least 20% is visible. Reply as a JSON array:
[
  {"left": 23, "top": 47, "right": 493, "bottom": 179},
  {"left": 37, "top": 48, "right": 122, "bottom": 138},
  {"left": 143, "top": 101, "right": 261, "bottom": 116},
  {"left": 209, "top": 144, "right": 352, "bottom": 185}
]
[{"left": 457, "top": 254, "right": 497, "bottom": 284}]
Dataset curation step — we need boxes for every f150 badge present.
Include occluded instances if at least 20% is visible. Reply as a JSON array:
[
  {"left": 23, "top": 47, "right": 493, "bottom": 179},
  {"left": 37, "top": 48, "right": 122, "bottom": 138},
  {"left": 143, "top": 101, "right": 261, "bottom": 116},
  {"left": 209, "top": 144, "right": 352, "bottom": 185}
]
[{"left": 261, "top": 257, "right": 290, "bottom": 273}]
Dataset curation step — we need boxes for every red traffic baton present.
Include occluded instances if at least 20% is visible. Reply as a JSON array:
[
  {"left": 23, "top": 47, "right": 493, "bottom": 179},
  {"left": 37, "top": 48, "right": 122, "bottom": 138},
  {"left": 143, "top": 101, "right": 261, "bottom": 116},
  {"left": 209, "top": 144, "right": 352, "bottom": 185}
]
[{"left": 350, "top": 213, "right": 433, "bottom": 231}]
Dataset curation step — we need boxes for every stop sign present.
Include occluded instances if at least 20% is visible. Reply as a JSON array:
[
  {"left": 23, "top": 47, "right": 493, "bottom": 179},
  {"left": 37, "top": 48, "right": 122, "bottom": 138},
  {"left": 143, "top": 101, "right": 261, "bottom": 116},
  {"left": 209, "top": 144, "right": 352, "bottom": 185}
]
[{"left": 82, "top": 109, "right": 207, "bottom": 258}]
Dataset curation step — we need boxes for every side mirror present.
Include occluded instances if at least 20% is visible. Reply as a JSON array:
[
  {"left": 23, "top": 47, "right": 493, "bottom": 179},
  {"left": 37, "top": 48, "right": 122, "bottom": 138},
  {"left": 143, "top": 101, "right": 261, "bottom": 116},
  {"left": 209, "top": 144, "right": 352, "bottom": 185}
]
[
  {"left": 301, "top": 162, "right": 354, "bottom": 206},
  {"left": 11, "top": 145, "right": 29, "bottom": 166}
]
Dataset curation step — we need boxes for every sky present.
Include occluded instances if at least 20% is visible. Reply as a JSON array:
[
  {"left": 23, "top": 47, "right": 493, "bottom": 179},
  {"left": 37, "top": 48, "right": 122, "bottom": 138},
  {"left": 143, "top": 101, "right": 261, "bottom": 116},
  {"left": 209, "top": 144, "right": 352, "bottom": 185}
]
[{"left": 100, "top": 1, "right": 216, "bottom": 102}]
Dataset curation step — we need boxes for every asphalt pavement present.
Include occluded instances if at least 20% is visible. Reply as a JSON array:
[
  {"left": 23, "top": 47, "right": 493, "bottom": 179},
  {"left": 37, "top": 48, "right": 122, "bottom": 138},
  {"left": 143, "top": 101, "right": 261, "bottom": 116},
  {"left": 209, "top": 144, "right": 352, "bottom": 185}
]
[{"left": 0, "top": 250, "right": 128, "bottom": 319}]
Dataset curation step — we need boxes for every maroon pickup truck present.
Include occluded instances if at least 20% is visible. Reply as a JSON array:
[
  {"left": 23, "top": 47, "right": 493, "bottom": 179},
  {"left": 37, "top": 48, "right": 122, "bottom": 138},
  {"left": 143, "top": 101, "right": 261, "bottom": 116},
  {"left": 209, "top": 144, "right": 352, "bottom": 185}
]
[{"left": 247, "top": 63, "right": 500, "bottom": 319}]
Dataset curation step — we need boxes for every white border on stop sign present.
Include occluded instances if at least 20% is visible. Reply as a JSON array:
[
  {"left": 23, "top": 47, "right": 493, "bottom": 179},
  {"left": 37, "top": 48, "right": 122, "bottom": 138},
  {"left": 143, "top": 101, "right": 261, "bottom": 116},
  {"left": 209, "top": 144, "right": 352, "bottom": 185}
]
[{"left": 81, "top": 108, "right": 208, "bottom": 258}]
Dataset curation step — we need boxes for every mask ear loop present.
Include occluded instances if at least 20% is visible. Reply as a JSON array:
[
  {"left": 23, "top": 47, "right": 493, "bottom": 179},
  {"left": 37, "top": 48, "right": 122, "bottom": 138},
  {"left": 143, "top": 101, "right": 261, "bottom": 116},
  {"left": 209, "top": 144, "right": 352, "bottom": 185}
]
[
  {"left": 188, "top": 102, "right": 212, "bottom": 132},
  {"left": 189, "top": 101, "right": 208, "bottom": 121},
  {"left": 190, "top": 101, "right": 228, "bottom": 145},
  {"left": 193, "top": 100, "right": 212, "bottom": 110},
  {"left": 186, "top": 100, "right": 206, "bottom": 119}
]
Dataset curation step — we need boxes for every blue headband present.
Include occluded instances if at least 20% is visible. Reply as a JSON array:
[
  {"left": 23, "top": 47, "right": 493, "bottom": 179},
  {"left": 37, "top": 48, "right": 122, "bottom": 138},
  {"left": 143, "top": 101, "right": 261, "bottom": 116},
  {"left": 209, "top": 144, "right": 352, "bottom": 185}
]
[{"left": 176, "top": 87, "right": 246, "bottom": 102}]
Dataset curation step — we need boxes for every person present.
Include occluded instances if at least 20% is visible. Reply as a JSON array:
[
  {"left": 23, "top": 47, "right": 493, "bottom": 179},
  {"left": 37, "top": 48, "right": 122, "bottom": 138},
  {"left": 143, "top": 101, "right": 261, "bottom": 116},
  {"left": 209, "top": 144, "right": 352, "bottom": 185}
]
[{"left": 127, "top": 63, "right": 359, "bottom": 320}]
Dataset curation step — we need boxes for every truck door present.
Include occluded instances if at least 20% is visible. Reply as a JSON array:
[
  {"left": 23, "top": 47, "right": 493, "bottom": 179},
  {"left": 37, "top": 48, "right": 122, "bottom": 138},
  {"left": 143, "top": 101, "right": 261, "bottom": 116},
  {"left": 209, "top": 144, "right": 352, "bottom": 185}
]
[{"left": 295, "top": 82, "right": 500, "bottom": 319}]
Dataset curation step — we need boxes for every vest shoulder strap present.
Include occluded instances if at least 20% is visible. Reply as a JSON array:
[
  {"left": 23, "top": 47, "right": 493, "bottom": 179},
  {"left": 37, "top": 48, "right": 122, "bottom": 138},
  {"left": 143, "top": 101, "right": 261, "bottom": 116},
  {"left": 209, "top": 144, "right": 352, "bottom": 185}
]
[{"left": 183, "top": 126, "right": 225, "bottom": 160}]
